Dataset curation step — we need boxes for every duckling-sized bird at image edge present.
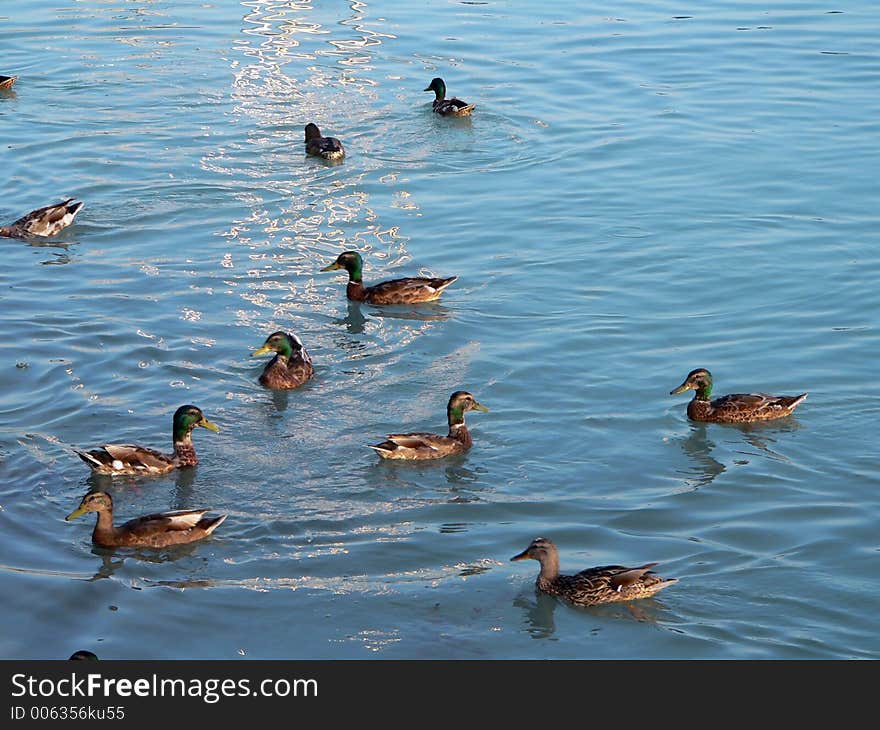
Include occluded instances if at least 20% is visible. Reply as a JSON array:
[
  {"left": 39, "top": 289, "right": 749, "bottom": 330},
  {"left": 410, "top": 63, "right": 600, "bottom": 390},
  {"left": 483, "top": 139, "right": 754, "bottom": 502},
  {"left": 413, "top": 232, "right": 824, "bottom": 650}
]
[{"left": 0, "top": 199, "right": 83, "bottom": 238}]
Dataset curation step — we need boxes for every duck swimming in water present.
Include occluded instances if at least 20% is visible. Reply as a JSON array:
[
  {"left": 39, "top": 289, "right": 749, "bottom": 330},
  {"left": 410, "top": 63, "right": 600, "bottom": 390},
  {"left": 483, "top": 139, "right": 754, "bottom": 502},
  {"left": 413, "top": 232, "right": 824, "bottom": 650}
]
[
  {"left": 320, "top": 251, "right": 458, "bottom": 305},
  {"left": 511, "top": 537, "right": 678, "bottom": 606},
  {"left": 670, "top": 368, "right": 807, "bottom": 423},
  {"left": 304, "top": 123, "right": 345, "bottom": 161},
  {"left": 370, "top": 391, "right": 488, "bottom": 460},
  {"left": 75, "top": 405, "right": 220, "bottom": 476},
  {"left": 0, "top": 199, "right": 83, "bottom": 238},
  {"left": 423, "top": 77, "right": 475, "bottom": 116}
]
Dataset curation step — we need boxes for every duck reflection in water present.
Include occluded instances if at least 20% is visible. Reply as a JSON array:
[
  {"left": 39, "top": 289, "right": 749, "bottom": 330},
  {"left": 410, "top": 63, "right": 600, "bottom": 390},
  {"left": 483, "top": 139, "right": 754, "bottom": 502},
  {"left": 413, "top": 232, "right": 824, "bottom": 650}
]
[
  {"left": 513, "top": 591, "right": 559, "bottom": 639},
  {"left": 333, "top": 300, "right": 451, "bottom": 335},
  {"left": 679, "top": 423, "right": 726, "bottom": 490},
  {"left": 678, "top": 417, "right": 803, "bottom": 490},
  {"left": 513, "top": 585, "right": 670, "bottom": 639},
  {"left": 86, "top": 540, "right": 207, "bottom": 582},
  {"left": 737, "top": 418, "right": 802, "bottom": 463},
  {"left": 21, "top": 236, "right": 75, "bottom": 265},
  {"left": 268, "top": 389, "right": 291, "bottom": 413},
  {"left": 171, "top": 466, "right": 197, "bottom": 509},
  {"left": 334, "top": 300, "right": 368, "bottom": 335},
  {"left": 369, "top": 302, "right": 451, "bottom": 323}
]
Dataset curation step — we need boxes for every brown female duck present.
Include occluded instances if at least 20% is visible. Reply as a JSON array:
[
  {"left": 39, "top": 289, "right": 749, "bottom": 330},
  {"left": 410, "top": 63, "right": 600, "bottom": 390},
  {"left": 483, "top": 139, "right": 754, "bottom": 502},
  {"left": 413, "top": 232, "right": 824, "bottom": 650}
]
[
  {"left": 370, "top": 391, "right": 488, "bottom": 460},
  {"left": 0, "top": 75, "right": 17, "bottom": 90},
  {"left": 75, "top": 405, "right": 220, "bottom": 476},
  {"left": 0, "top": 199, "right": 84, "bottom": 238},
  {"left": 511, "top": 537, "right": 678, "bottom": 606},
  {"left": 423, "top": 77, "right": 475, "bottom": 116},
  {"left": 320, "top": 251, "right": 457, "bottom": 305},
  {"left": 65, "top": 491, "right": 226, "bottom": 548},
  {"left": 670, "top": 368, "right": 807, "bottom": 423},
  {"left": 251, "top": 331, "right": 314, "bottom": 389}
]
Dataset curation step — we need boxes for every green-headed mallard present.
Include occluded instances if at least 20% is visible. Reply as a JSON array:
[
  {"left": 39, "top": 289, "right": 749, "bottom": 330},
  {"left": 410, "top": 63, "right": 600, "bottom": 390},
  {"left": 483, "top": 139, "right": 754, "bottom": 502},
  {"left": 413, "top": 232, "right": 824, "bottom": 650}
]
[
  {"left": 65, "top": 491, "right": 226, "bottom": 548},
  {"left": 423, "top": 77, "right": 475, "bottom": 116},
  {"left": 670, "top": 368, "right": 807, "bottom": 423},
  {"left": 305, "top": 123, "right": 345, "bottom": 161},
  {"left": 370, "top": 390, "right": 488, "bottom": 460},
  {"left": 511, "top": 537, "right": 678, "bottom": 607},
  {"left": 0, "top": 75, "right": 17, "bottom": 90},
  {"left": 75, "top": 405, "right": 220, "bottom": 476},
  {"left": 320, "top": 250, "right": 458, "bottom": 305},
  {"left": 0, "top": 199, "right": 84, "bottom": 239},
  {"left": 251, "top": 331, "right": 314, "bottom": 389},
  {"left": 68, "top": 650, "right": 99, "bottom": 661}
]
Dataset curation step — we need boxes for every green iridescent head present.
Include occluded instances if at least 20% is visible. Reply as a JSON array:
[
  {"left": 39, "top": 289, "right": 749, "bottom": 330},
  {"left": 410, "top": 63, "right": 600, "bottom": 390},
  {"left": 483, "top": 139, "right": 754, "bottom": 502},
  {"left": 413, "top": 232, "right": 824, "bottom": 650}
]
[
  {"left": 447, "top": 390, "right": 489, "bottom": 425},
  {"left": 173, "top": 404, "right": 220, "bottom": 442},
  {"left": 252, "top": 331, "right": 304, "bottom": 360},
  {"left": 320, "top": 251, "right": 364, "bottom": 282},
  {"left": 670, "top": 368, "right": 713, "bottom": 399},
  {"left": 423, "top": 77, "right": 446, "bottom": 100}
]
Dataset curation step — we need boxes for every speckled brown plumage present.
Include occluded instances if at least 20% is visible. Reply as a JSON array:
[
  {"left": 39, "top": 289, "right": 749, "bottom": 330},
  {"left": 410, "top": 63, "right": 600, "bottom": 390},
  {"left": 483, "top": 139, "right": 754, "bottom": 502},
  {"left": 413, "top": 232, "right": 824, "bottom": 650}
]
[
  {"left": 0, "top": 75, "right": 17, "bottom": 90},
  {"left": 370, "top": 391, "right": 489, "bottom": 460},
  {"left": 424, "top": 77, "right": 475, "bottom": 116},
  {"left": 252, "top": 331, "right": 314, "bottom": 390},
  {"left": 511, "top": 537, "right": 678, "bottom": 607},
  {"left": 0, "top": 198, "right": 83, "bottom": 238},
  {"left": 74, "top": 405, "right": 220, "bottom": 476},
  {"left": 66, "top": 491, "right": 227, "bottom": 548},
  {"left": 321, "top": 250, "right": 457, "bottom": 305},
  {"left": 670, "top": 368, "right": 807, "bottom": 423}
]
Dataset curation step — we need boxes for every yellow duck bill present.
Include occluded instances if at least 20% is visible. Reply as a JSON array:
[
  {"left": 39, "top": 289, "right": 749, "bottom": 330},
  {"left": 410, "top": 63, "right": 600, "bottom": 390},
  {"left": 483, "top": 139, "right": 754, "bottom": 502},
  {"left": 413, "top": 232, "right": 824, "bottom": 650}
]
[{"left": 65, "top": 506, "right": 87, "bottom": 521}]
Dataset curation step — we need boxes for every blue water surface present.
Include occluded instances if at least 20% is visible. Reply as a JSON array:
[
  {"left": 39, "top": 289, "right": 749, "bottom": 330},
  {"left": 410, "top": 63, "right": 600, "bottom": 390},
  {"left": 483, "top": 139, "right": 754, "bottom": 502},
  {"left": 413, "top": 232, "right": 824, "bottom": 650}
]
[{"left": 0, "top": 0, "right": 878, "bottom": 659}]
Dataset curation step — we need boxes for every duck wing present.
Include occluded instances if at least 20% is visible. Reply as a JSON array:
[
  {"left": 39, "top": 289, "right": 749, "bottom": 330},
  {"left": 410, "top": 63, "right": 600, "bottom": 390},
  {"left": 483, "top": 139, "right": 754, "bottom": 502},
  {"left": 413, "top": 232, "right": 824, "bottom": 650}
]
[
  {"left": 119, "top": 509, "right": 211, "bottom": 536},
  {"left": 711, "top": 392, "right": 807, "bottom": 418},
  {"left": 435, "top": 98, "right": 475, "bottom": 116},
  {"left": 259, "top": 353, "right": 315, "bottom": 388},
  {"left": 365, "top": 276, "right": 458, "bottom": 304},
  {"left": 76, "top": 444, "right": 174, "bottom": 474},
  {"left": 369, "top": 432, "right": 463, "bottom": 458}
]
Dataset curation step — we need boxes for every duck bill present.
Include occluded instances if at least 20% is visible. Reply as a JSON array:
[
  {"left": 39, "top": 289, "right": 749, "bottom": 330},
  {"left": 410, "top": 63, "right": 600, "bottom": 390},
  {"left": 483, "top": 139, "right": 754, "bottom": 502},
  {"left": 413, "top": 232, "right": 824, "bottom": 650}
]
[
  {"left": 510, "top": 549, "right": 531, "bottom": 562},
  {"left": 471, "top": 402, "right": 489, "bottom": 413},
  {"left": 669, "top": 382, "right": 692, "bottom": 395},
  {"left": 66, "top": 506, "right": 87, "bottom": 521},
  {"left": 251, "top": 345, "right": 273, "bottom": 357},
  {"left": 320, "top": 262, "right": 342, "bottom": 272},
  {"left": 199, "top": 418, "right": 220, "bottom": 433}
]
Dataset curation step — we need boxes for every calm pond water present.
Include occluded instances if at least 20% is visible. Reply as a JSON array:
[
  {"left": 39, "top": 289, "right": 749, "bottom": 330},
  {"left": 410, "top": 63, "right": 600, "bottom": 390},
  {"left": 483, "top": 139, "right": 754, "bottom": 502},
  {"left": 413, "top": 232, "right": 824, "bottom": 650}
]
[{"left": 1, "top": 0, "right": 878, "bottom": 659}]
